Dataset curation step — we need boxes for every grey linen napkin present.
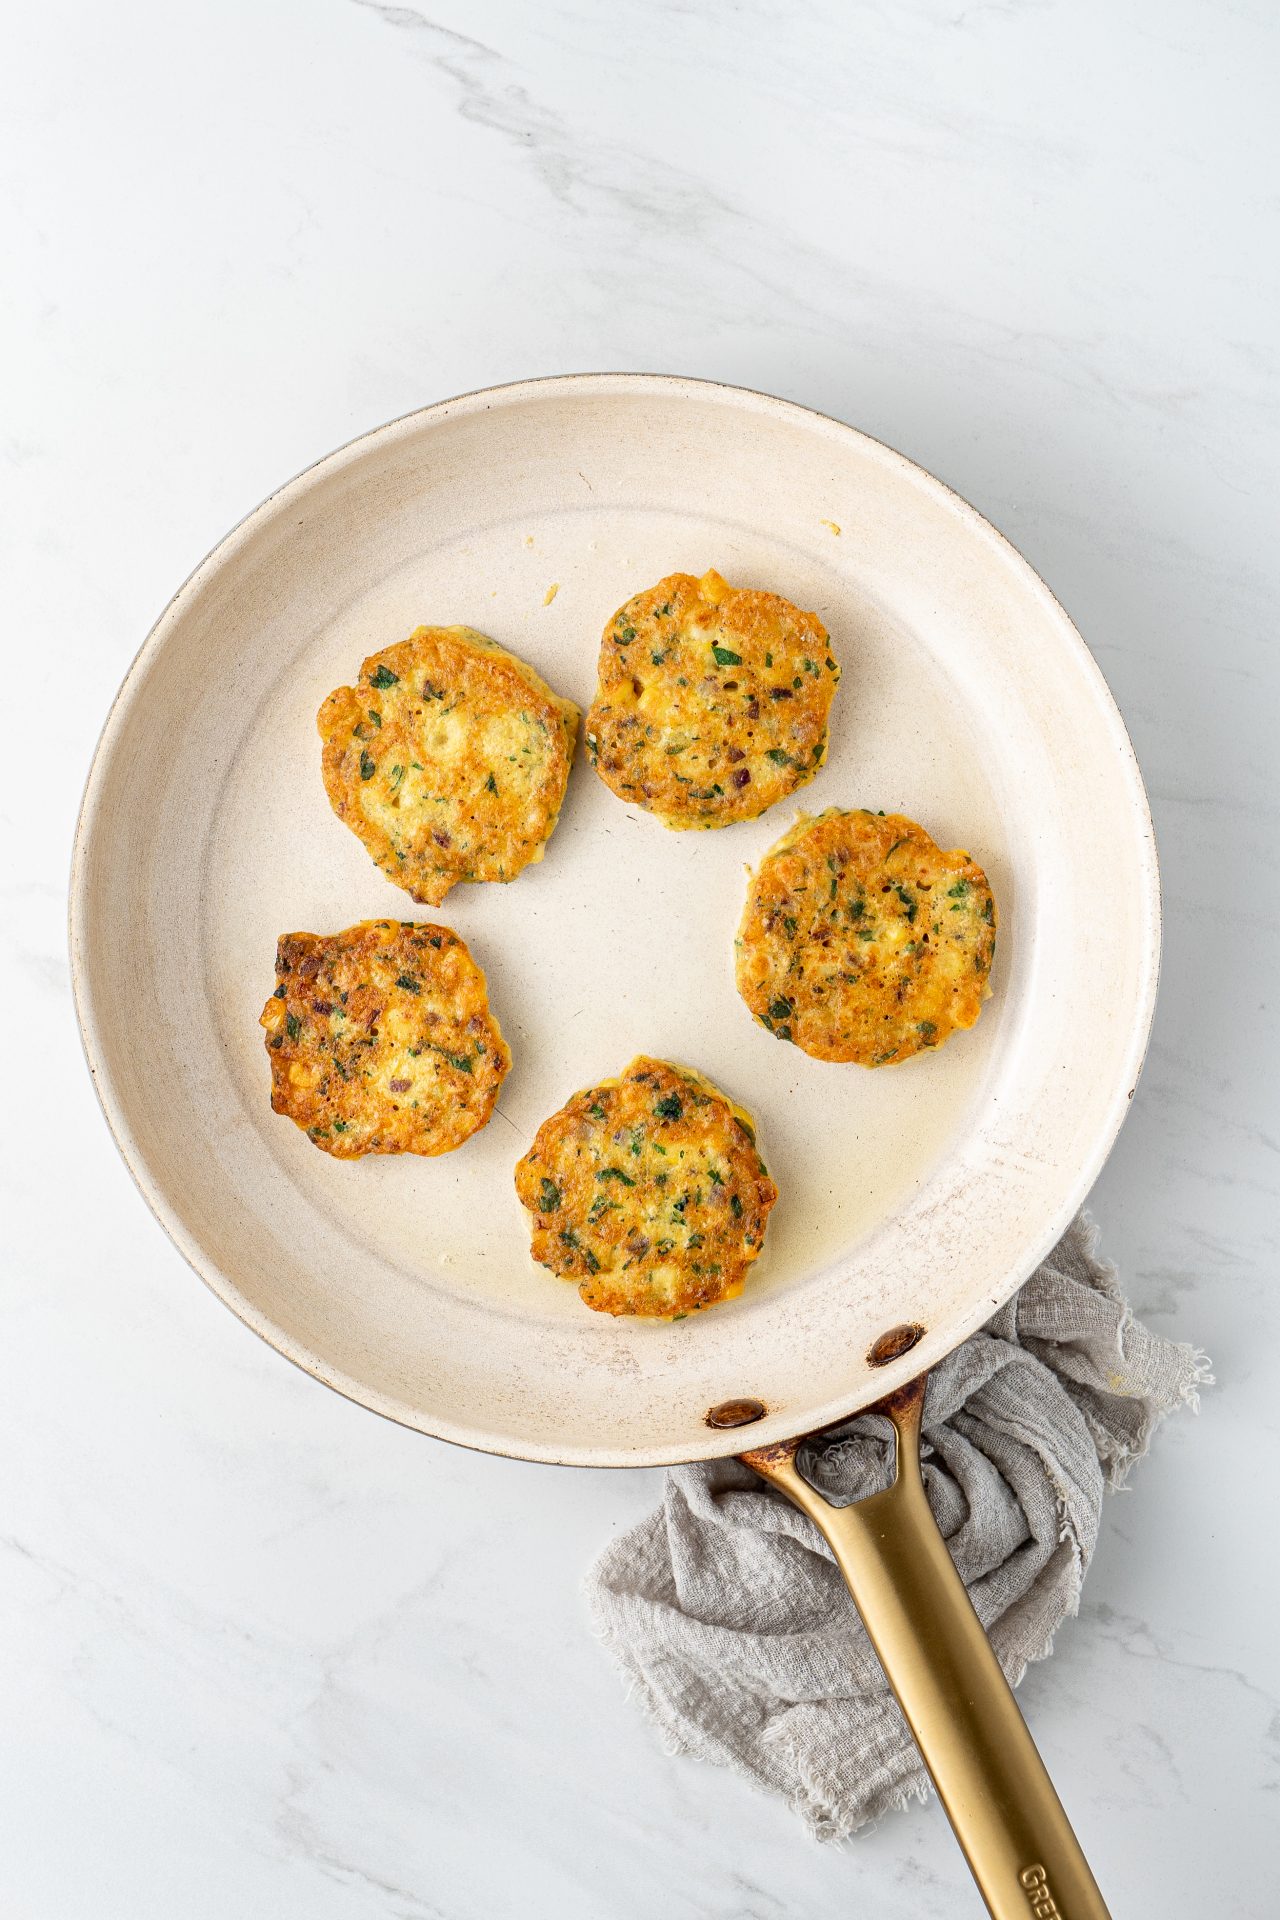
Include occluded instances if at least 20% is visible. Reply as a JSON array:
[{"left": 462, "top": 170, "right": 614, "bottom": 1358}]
[{"left": 586, "top": 1214, "right": 1210, "bottom": 1839}]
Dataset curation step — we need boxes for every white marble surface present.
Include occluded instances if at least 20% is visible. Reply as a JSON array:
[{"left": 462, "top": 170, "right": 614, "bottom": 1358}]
[{"left": 3, "top": 2, "right": 1277, "bottom": 1914}]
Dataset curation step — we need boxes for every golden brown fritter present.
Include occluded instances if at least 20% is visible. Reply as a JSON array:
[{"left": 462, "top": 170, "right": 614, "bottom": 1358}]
[
  {"left": 584, "top": 570, "right": 838, "bottom": 829},
  {"left": 260, "top": 919, "right": 510, "bottom": 1156},
  {"left": 735, "top": 809, "right": 997, "bottom": 1066},
  {"left": 514, "top": 1057, "right": 778, "bottom": 1317},
  {"left": 318, "top": 627, "right": 579, "bottom": 906}
]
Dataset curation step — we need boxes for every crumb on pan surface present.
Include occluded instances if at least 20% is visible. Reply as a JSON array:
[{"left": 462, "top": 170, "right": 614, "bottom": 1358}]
[
  {"left": 318, "top": 626, "right": 579, "bottom": 905},
  {"left": 735, "top": 808, "right": 996, "bottom": 1066},
  {"left": 260, "top": 918, "right": 510, "bottom": 1155},
  {"left": 514, "top": 1056, "right": 778, "bottom": 1317},
  {"left": 584, "top": 569, "right": 838, "bottom": 830}
]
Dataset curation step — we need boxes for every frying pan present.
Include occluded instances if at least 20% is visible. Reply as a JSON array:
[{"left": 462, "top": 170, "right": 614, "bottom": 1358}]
[{"left": 71, "top": 374, "right": 1159, "bottom": 1918}]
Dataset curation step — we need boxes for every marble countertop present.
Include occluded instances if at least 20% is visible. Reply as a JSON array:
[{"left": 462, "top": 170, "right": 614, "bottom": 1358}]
[{"left": 5, "top": 3, "right": 1276, "bottom": 1914}]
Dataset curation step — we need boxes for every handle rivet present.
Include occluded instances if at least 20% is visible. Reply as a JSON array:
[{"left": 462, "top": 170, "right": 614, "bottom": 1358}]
[
  {"left": 705, "top": 1396, "right": 767, "bottom": 1428},
  {"left": 868, "top": 1322, "right": 925, "bottom": 1366}
]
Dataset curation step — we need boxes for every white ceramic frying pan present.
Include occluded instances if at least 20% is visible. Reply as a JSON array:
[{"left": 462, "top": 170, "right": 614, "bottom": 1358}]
[{"left": 71, "top": 375, "right": 1159, "bottom": 1919}]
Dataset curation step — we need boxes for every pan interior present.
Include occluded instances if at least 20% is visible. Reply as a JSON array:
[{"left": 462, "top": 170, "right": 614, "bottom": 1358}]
[{"left": 71, "top": 378, "right": 1158, "bottom": 1464}]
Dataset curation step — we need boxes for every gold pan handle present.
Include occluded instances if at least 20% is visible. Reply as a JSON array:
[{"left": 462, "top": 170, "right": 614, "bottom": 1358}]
[{"left": 742, "top": 1377, "right": 1110, "bottom": 1920}]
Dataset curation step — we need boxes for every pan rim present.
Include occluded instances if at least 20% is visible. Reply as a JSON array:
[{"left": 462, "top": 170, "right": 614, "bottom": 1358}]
[{"left": 68, "top": 371, "right": 1161, "bottom": 1467}]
